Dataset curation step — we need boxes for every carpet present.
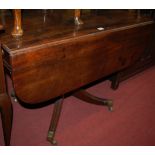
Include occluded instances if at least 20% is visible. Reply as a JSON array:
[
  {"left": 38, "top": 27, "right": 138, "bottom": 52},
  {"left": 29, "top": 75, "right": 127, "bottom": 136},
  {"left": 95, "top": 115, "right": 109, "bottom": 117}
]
[{"left": 0, "top": 66, "right": 155, "bottom": 146}]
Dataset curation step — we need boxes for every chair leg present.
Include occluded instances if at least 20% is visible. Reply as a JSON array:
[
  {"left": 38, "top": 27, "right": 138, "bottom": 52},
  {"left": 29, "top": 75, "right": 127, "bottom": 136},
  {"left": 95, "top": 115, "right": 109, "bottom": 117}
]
[
  {"left": 0, "top": 93, "right": 13, "bottom": 146},
  {"left": 47, "top": 97, "right": 64, "bottom": 145}
]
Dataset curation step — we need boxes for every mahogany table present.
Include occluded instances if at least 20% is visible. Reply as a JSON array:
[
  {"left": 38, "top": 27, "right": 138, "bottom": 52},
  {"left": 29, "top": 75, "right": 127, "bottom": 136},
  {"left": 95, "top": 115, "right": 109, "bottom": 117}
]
[{"left": 0, "top": 10, "right": 155, "bottom": 145}]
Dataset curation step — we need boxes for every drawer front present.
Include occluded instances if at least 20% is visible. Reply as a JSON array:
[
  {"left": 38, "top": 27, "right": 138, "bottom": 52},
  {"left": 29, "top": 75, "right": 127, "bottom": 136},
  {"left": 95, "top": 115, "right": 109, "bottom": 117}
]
[{"left": 10, "top": 23, "right": 154, "bottom": 104}]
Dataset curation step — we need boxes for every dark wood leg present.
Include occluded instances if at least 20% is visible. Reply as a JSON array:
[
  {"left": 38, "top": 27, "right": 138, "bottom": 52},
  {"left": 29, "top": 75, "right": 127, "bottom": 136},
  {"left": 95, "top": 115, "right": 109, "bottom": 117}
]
[
  {"left": 0, "top": 93, "right": 13, "bottom": 146},
  {"left": 110, "top": 72, "right": 121, "bottom": 90},
  {"left": 0, "top": 43, "right": 13, "bottom": 146},
  {"left": 47, "top": 89, "right": 113, "bottom": 145},
  {"left": 47, "top": 97, "right": 64, "bottom": 145},
  {"left": 73, "top": 89, "right": 113, "bottom": 111}
]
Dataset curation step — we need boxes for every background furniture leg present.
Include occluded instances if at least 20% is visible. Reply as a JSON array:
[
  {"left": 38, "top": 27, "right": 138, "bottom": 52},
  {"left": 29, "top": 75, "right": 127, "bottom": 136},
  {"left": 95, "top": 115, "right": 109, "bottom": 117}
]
[
  {"left": 74, "top": 9, "right": 83, "bottom": 25},
  {"left": 11, "top": 9, "right": 23, "bottom": 37}
]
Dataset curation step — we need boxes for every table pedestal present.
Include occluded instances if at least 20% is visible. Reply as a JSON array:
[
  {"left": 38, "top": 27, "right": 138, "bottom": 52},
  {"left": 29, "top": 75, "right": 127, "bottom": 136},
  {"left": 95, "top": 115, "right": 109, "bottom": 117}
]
[{"left": 47, "top": 89, "right": 113, "bottom": 145}]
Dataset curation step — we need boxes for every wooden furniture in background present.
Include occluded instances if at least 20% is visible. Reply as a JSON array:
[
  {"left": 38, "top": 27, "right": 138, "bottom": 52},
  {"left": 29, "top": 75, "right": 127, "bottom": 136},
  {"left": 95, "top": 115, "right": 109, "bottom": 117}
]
[
  {"left": 0, "top": 25, "right": 13, "bottom": 146},
  {"left": 11, "top": 9, "right": 83, "bottom": 37},
  {"left": 11, "top": 9, "right": 23, "bottom": 37},
  {"left": 1, "top": 10, "right": 155, "bottom": 145},
  {"left": 74, "top": 9, "right": 83, "bottom": 25}
]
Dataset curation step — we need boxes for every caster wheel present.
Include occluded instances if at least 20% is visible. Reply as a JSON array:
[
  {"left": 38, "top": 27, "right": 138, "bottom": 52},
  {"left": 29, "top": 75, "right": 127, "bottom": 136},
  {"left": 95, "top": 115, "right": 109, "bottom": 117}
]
[
  {"left": 11, "top": 90, "right": 18, "bottom": 102},
  {"left": 47, "top": 131, "right": 58, "bottom": 145},
  {"left": 106, "top": 100, "right": 113, "bottom": 112},
  {"left": 14, "top": 98, "right": 18, "bottom": 102},
  {"left": 51, "top": 139, "right": 57, "bottom": 145},
  {"left": 108, "top": 105, "right": 113, "bottom": 112}
]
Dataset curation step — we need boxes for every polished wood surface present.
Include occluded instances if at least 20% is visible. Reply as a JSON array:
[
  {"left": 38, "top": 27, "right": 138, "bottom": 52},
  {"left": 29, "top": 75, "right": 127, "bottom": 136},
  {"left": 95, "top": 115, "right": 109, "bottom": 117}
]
[
  {"left": 1, "top": 10, "right": 155, "bottom": 104},
  {"left": 110, "top": 11, "right": 155, "bottom": 90},
  {"left": 1, "top": 10, "right": 154, "bottom": 50},
  {"left": 1, "top": 10, "right": 155, "bottom": 145},
  {"left": 11, "top": 9, "right": 83, "bottom": 37}
]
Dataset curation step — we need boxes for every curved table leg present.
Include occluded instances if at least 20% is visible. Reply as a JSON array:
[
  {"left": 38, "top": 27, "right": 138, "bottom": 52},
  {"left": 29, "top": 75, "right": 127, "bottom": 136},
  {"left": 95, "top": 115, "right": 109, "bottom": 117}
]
[
  {"left": 47, "top": 98, "right": 64, "bottom": 145},
  {"left": 73, "top": 89, "right": 113, "bottom": 112},
  {"left": 47, "top": 89, "right": 113, "bottom": 145},
  {"left": 0, "top": 93, "right": 13, "bottom": 146}
]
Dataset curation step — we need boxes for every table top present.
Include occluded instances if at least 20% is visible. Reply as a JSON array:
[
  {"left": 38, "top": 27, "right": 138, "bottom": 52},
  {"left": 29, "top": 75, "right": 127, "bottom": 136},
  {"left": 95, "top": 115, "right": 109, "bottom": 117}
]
[
  {"left": 0, "top": 10, "right": 154, "bottom": 54},
  {"left": 1, "top": 10, "right": 154, "bottom": 104}
]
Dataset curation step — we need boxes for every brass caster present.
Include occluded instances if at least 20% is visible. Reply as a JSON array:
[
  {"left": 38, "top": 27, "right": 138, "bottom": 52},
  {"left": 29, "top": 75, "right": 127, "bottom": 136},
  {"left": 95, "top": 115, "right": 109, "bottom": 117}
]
[
  {"left": 51, "top": 139, "right": 57, "bottom": 145},
  {"left": 108, "top": 105, "right": 113, "bottom": 112},
  {"left": 14, "top": 98, "right": 18, "bottom": 102},
  {"left": 47, "top": 131, "right": 58, "bottom": 145},
  {"left": 11, "top": 90, "right": 18, "bottom": 102},
  {"left": 105, "top": 100, "right": 113, "bottom": 112},
  {"left": 47, "top": 137, "right": 57, "bottom": 145}
]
